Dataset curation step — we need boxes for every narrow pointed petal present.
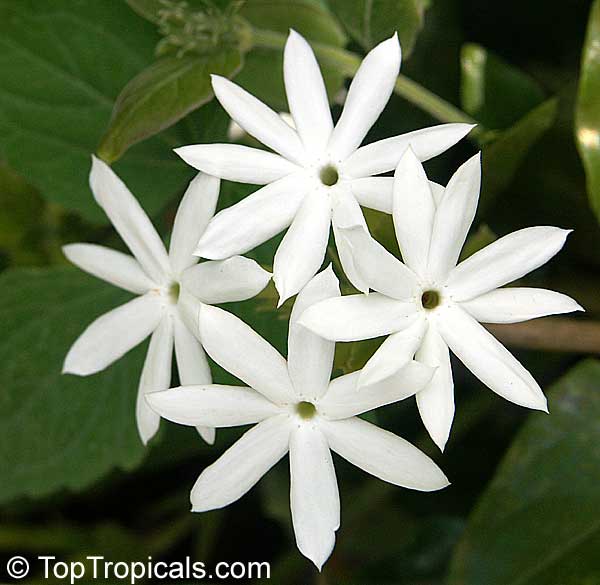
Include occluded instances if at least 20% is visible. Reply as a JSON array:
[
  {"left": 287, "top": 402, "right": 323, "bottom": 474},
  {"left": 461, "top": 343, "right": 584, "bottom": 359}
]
[
  {"left": 320, "top": 360, "right": 433, "bottom": 420},
  {"left": 147, "top": 385, "right": 280, "bottom": 428},
  {"left": 339, "top": 224, "right": 419, "bottom": 299},
  {"left": 298, "top": 294, "right": 418, "bottom": 342},
  {"left": 89, "top": 156, "right": 169, "bottom": 284},
  {"left": 328, "top": 35, "right": 401, "bottom": 159},
  {"left": 63, "top": 244, "right": 154, "bottom": 294},
  {"left": 63, "top": 294, "right": 162, "bottom": 376},
  {"left": 438, "top": 305, "right": 548, "bottom": 411},
  {"left": 359, "top": 317, "right": 428, "bottom": 387},
  {"left": 331, "top": 189, "right": 370, "bottom": 293},
  {"left": 173, "top": 314, "right": 214, "bottom": 443},
  {"left": 447, "top": 227, "right": 572, "bottom": 301},
  {"left": 191, "top": 415, "right": 291, "bottom": 512},
  {"left": 393, "top": 148, "right": 436, "bottom": 275},
  {"left": 343, "top": 123, "right": 476, "bottom": 177},
  {"left": 136, "top": 316, "right": 174, "bottom": 445},
  {"left": 284, "top": 30, "right": 333, "bottom": 154},
  {"left": 460, "top": 287, "right": 583, "bottom": 323},
  {"left": 321, "top": 417, "right": 449, "bottom": 491},
  {"left": 195, "top": 174, "right": 309, "bottom": 259},
  {"left": 427, "top": 153, "right": 482, "bottom": 283},
  {"left": 350, "top": 177, "right": 393, "bottom": 213},
  {"left": 175, "top": 144, "right": 300, "bottom": 185},
  {"left": 273, "top": 189, "right": 332, "bottom": 305},
  {"left": 288, "top": 266, "right": 339, "bottom": 400},
  {"left": 169, "top": 173, "right": 219, "bottom": 275},
  {"left": 199, "top": 304, "right": 295, "bottom": 404},
  {"left": 415, "top": 322, "right": 454, "bottom": 451},
  {"left": 182, "top": 257, "right": 271, "bottom": 305},
  {"left": 211, "top": 74, "right": 306, "bottom": 164},
  {"left": 176, "top": 289, "right": 203, "bottom": 337},
  {"left": 290, "top": 425, "right": 339, "bottom": 571}
]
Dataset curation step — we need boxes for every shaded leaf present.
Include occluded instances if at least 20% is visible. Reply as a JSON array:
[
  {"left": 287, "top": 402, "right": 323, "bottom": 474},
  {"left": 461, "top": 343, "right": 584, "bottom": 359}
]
[
  {"left": 448, "top": 359, "right": 600, "bottom": 585},
  {"left": 0, "top": 0, "right": 191, "bottom": 223},
  {"left": 576, "top": 0, "right": 600, "bottom": 223},
  {"left": 0, "top": 267, "right": 147, "bottom": 503},
  {"left": 328, "top": 0, "right": 426, "bottom": 57}
]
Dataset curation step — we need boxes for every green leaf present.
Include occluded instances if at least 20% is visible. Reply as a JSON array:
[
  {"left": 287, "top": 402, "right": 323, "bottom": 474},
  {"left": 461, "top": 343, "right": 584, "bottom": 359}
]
[
  {"left": 576, "top": 0, "right": 600, "bottom": 223},
  {"left": 479, "top": 98, "right": 558, "bottom": 216},
  {"left": 98, "top": 51, "right": 242, "bottom": 163},
  {"left": 448, "top": 359, "right": 600, "bottom": 585},
  {"left": 328, "top": 0, "right": 426, "bottom": 57},
  {"left": 461, "top": 43, "right": 545, "bottom": 130},
  {"left": 236, "top": 0, "right": 347, "bottom": 111},
  {"left": 0, "top": 0, "right": 191, "bottom": 224},
  {"left": 0, "top": 267, "right": 147, "bottom": 503}
]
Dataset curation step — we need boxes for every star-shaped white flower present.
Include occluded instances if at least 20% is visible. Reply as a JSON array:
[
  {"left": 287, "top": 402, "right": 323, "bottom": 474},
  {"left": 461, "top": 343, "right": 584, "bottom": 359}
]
[
  {"left": 146, "top": 267, "right": 448, "bottom": 569},
  {"left": 299, "top": 149, "right": 583, "bottom": 451},
  {"left": 175, "top": 29, "right": 474, "bottom": 305},
  {"left": 63, "top": 157, "right": 271, "bottom": 445}
]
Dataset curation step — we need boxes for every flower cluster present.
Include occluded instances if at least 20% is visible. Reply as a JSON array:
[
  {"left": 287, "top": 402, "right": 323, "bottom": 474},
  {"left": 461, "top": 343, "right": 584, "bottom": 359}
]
[{"left": 64, "top": 30, "right": 582, "bottom": 569}]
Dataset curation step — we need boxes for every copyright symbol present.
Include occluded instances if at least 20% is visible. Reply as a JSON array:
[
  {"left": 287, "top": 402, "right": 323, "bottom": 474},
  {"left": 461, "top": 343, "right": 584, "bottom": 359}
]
[{"left": 7, "top": 556, "right": 29, "bottom": 579}]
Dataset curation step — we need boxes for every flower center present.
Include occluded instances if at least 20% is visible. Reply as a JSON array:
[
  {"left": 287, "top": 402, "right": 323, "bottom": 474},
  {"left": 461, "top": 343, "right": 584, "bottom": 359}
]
[
  {"left": 295, "top": 401, "right": 317, "bottom": 419},
  {"left": 319, "top": 164, "right": 339, "bottom": 186},
  {"left": 168, "top": 281, "right": 181, "bottom": 304},
  {"left": 421, "top": 289, "right": 441, "bottom": 310}
]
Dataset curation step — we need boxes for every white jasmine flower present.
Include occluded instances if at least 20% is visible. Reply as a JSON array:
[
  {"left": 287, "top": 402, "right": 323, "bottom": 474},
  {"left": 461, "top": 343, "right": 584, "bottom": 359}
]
[
  {"left": 146, "top": 267, "right": 448, "bottom": 569},
  {"left": 299, "top": 149, "right": 583, "bottom": 451},
  {"left": 63, "top": 157, "right": 271, "bottom": 445},
  {"left": 175, "top": 29, "right": 474, "bottom": 305}
]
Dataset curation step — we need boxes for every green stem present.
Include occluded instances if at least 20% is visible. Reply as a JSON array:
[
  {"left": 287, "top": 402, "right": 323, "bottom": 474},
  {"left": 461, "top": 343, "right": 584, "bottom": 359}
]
[{"left": 251, "top": 29, "right": 481, "bottom": 134}]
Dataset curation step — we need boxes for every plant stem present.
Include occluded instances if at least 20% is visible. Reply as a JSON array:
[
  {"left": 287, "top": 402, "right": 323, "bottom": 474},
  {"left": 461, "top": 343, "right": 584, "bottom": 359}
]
[{"left": 251, "top": 28, "right": 481, "bottom": 134}]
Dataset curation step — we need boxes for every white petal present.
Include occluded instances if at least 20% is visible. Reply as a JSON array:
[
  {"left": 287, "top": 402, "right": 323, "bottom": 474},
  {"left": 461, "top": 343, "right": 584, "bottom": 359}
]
[
  {"left": 136, "top": 316, "right": 174, "bottom": 444},
  {"left": 359, "top": 317, "right": 428, "bottom": 387},
  {"left": 290, "top": 425, "right": 339, "bottom": 570},
  {"left": 298, "top": 294, "right": 418, "bottom": 342},
  {"left": 328, "top": 35, "right": 401, "bottom": 160},
  {"left": 427, "top": 153, "right": 482, "bottom": 283},
  {"left": 175, "top": 144, "right": 299, "bottom": 185},
  {"left": 169, "top": 173, "right": 219, "bottom": 275},
  {"left": 176, "top": 288, "right": 203, "bottom": 337},
  {"left": 191, "top": 414, "right": 291, "bottom": 512},
  {"left": 63, "top": 294, "right": 162, "bottom": 376},
  {"left": 415, "top": 322, "right": 455, "bottom": 452},
  {"left": 273, "top": 189, "right": 332, "bottom": 306},
  {"left": 331, "top": 188, "right": 370, "bottom": 293},
  {"left": 63, "top": 244, "right": 154, "bottom": 294},
  {"left": 284, "top": 30, "right": 333, "bottom": 154},
  {"left": 342, "top": 123, "right": 476, "bottom": 177},
  {"left": 211, "top": 75, "right": 306, "bottom": 164},
  {"left": 446, "top": 227, "right": 572, "bottom": 301},
  {"left": 199, "top": 304, "right": 295, "bottom": 404},
  {"left": 195, "top": 174, "right": 309, "bottom": 259},
  {"left": 338, "top": 223, "right": 419, "bottom": 298},
  {"left": 460, "top": 287, "right": 583, "bottom": 324},
  {"left": 392, "top": 148, "right": 436, "bottom": 276},
  {"left": 89, "top": 156, "right": 169, "bottom": 284},
  {"left": 350, "top": 177, "right": 394, "bottom": 213},
  {"left": 146, "top": 385, "right": 280, "bottom": 428},
  {"left": 173, "top": 315, "right": 214, "bottom": 443},
  {"left": 321, "top": 417, "right": 449, "bottom": 491},
  {"left": 181, "top": 257, "right": 271, "bottom": 304},
  {"left": 288, "top": 266, "right": 339, "bottom": 400},
  {"left": 437, "top": 305, "right": 548, "bottom": 411},
  {"left": 319, "top": 361, "right": 433, "bottom": 420}
]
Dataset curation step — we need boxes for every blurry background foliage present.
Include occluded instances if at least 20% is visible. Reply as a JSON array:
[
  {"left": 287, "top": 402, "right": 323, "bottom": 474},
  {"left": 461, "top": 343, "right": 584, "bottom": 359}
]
[{"left": 0, "top": 0, "right": 600, "bottom": 583}]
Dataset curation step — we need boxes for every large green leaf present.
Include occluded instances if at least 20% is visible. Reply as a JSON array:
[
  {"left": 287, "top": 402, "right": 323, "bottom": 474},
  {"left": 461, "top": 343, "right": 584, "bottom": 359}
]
[
  {"left": 448, "top": 359, "right": 600, "bottom": 585},
  {"left": 576, "top": 0, "right": 600, "bottom": 223},
  {"left": 0, "top": 267, "right": 147, "bottom": 504},
  {"left": 98, "top": 51, "right": 242, "bottom": 163},
  {"left": 328, "top": 0, "right": 426, "bottom": 57},
  {"left": 0, "top": 0, "right": 191, "bottom": 223},
  {"left": 461, "top": 43, "right": 545, "bottom": 130}
]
